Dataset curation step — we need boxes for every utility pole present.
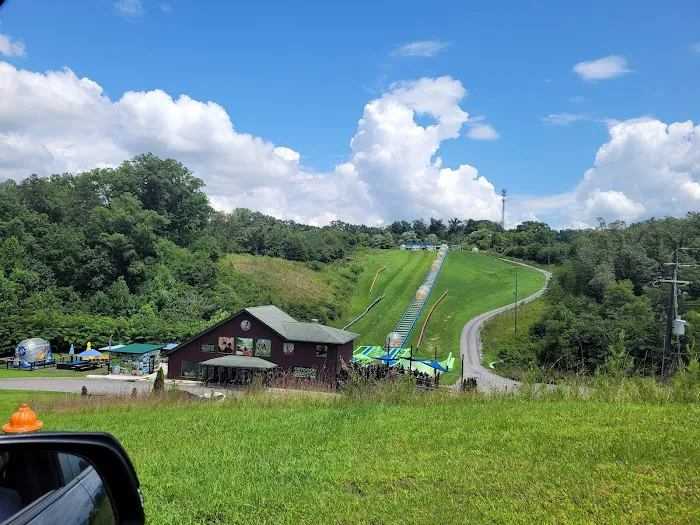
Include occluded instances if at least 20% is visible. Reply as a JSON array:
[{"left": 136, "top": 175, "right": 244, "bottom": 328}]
[
  {"left": 501, "top": 189, "right": 507, "bottom": 231},
  {"left": 659, "top": 247, "right": 696, "bottom": 376},
  {"left": 514, "top": 272, "right": 518, "bottom": 336},
  {"left": 663, "top": 248, "right": 678, "bottom": 377}
]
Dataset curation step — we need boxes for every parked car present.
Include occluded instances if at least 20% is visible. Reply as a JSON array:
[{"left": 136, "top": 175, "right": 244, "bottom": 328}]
[{"left": 0, "top": 433, "right": 144, "bottom": 525}]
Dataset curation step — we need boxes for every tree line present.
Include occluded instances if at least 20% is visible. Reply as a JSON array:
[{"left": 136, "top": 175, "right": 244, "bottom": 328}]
[
  {"left": 2, "top": 153, "right": 698, "bottom": 379},
  {"left": 496, "top": 217, "right": 700, "bottom": 378}
]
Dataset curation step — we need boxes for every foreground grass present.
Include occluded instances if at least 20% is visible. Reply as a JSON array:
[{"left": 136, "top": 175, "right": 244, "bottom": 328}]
[{"left": 1, "top": 389, "right": 698, "bottom": 524}]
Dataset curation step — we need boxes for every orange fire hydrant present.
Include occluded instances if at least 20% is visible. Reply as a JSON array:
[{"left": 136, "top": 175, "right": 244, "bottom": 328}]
[{"left": 2, "top": 404, "right": 43, "bottom": 433}]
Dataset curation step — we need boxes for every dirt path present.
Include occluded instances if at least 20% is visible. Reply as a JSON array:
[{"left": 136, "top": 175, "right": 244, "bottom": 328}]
[{"left": 459, "top": 259, "right": 551, "bottom": 391}]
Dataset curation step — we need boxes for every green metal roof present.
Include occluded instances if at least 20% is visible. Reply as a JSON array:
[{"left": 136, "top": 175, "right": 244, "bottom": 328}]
[
  {"left": 168, "top": 305, "right": 359, "bottom": 354},
  {"left": 199, "top": 355, "right": 278, "bottom": 369},
  {"left": 244, "top": 305, "right": 297, "bottom": 334},
  {"left": 281, "top": 322, "right": 359, "bottom": 344},
  {"left": 245, "top": 305, "right": 359, "bottom": 344},
  {"left": 109, "top": 343, "right": 163, "bottom": 354}
]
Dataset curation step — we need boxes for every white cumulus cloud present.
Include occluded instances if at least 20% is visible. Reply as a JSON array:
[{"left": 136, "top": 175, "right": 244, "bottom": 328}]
[
  {"left": 465, "top": 117, "right": 500, "bottom": 141},
  {"left": 522, "top": 117, "right": 700, "bottom": 227},
  {"left": 466, "top": 123, "right": 500, "bottom": 141},
  {"left": 572, "top": 55, "right": 631, "bottom": 81},
  {"left": 0, "top": 62, "right": 507, "bottom": 226},
  {"left": 0, "top": 32, "right": 26, "bottom": 57},
  {"left": 391, "top": 40, "right": 450, "bottom": 57},
  {"left": 159, "top": 3, "right": 173, "bottom": 14},
  {"left": 3, "top": 60, "right": 698, "bottom": 230}
]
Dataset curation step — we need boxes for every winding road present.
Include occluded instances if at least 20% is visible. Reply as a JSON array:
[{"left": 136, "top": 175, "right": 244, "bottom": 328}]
[{"left": 460, "top": 259, "right": 551, "bottom": 391}]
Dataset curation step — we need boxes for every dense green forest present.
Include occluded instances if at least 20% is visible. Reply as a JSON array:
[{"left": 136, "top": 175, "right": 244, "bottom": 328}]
[
  {"left": 1, "top": 153, "right": 698, "bottom": 378},
  {"left": 0, "top": 154, "right": 378, "bottom": 354},
  {"left": 498, "top": 217, "right": 700, "bottom": 377}
]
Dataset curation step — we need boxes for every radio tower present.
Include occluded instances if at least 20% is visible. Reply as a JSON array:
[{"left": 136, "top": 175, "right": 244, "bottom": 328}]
[{"left": 501, "top": 189, "right": 507, "bottom": 231}]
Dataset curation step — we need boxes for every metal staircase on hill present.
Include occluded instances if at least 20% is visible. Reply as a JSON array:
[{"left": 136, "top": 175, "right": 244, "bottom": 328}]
[{"left": 391, "top": 249, "right": 448, "bottom": 349}]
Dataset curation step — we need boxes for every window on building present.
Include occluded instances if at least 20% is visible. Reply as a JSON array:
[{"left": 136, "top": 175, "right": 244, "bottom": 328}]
[{"left": 181, "top": 360, "right": 199, "bottom": 379}]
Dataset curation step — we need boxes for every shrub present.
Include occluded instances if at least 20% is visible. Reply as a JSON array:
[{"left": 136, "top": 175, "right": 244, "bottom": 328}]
[{"left": 153, "top": 367, "right": 165, "bottom": 394}]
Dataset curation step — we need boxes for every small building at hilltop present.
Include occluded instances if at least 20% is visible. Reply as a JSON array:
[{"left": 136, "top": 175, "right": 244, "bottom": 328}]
[{"left": 165, "top": 305, "right": 359, "bottom": 383}]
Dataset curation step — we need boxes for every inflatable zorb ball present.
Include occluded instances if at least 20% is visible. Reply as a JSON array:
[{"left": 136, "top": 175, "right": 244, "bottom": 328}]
[
  {"left": 15, "top": 338, "right": 52, "bottom": 364},
  {"left": 388, "top": 332, "right": 402, "bottom": 348}
]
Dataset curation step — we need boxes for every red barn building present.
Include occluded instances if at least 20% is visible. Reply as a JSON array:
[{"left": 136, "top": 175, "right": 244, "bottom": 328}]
[{"left": 166, "top": 305, "right": 359, "bottom": 383}]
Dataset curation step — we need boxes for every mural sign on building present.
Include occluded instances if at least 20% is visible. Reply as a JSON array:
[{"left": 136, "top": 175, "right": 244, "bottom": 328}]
[
  {"left": 236, "top": 338, "right": 253, "bottom": 356},
  {"left": 255, "top": 339, "right": 271, "bottom": 357}
]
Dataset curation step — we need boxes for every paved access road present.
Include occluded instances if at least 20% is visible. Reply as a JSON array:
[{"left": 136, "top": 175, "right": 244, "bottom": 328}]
[
  {"left": 0, "top": 377, "right": 215, "bottom": 396},
  {"left": 460, "top": 259, "right": 551, "bottom": 391}
]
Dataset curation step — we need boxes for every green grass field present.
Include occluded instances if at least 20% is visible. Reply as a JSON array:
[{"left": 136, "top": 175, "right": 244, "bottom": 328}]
[
  {"left": 0, "top": 367, "right": 93, "bottom": 378},
  {"left": 405, "top": 252, "right": 544, "bottom": 366},
  {"left": 330, "top": 249, "right": 434, "bottom": 343},
  {"left": 1, "top": 390, "right": 698, "bottom": 524},
  {"left": 334, "top": 250, "right": 545, "bottom": 384},
  {"left": 481, "top": 298, "right": 548, "bottom": 379}
]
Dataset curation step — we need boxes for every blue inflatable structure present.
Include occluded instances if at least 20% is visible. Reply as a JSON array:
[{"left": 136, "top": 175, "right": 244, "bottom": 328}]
[{"left": 13, "top": 338, "right": 54, "bottom": 369}]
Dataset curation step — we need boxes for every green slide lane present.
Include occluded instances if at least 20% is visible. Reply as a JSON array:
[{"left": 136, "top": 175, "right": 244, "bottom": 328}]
[{"left": 333, "top": 250, "right": 433, "bottom": 345}]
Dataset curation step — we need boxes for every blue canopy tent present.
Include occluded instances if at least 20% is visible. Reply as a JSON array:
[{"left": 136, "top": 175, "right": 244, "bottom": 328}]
[
  {"left": 76, "top": 349, "right": 106, "bottom": 361},
  {"left": 422, "top": 360, "right": 449, "bottom": 372},
  {"left": 373, "top": 354, "right": 401, "bottom": 366},
  {"left": 374, "top": 354, "right": 429, "bottom": 368}
]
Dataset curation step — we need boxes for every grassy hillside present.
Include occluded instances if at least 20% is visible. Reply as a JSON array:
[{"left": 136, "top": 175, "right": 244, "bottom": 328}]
[
  {"left": 3, "top": 390, "right": 698, "bottom": 524},
  {"left": 334, "top": 250, "right": 545, "bottom": 383},
  {"left": 405, "top": 252, "right": 544, "bottom": 363},
  {"left": 217, "top": 254, "right": 355, "bottom": 323},
  {"left": 329, "top": 249, "right": 433, "bottom": 343}
]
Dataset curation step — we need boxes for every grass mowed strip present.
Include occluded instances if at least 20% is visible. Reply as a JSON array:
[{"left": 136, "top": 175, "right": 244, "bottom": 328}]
[
  {"left": 405, "top": 252, "right": 545, "bottom": 382},
  {"left": 1, "top": 390, "right": 698, "bottom": 524},
  {"left": 331, "top": 249, "right": 433, "bottom": 344}
]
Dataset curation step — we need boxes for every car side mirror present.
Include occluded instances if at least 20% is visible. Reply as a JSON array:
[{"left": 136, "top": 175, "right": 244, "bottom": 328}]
[{"left": 0, "top": 432, "right": 144, "bottom": 525}]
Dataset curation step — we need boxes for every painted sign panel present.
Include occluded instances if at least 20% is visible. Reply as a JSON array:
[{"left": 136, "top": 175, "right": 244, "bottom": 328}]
[
  {"left": 315, "top": 344, "right": 328, "bottom": 358},
  {"left": 201, "top": 344, "right": 216, "bottom": 353},
  {"left": 292, "top": 366, "right": 317, "bottom": 379},
  {"left": 255, "top": 339, "right": 271, "bottom": 357},
  {"left": 218, "top": 337, "right": 235, "bottom": 354},
  {"left": 235, "top": 338, "right": 254, "bottom": 356},
  {"left": 282, "top": 343, "right": 294, "bottom": 356}
]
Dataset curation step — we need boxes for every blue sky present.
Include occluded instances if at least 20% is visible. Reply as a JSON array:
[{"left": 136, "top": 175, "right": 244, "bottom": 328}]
[{"left": 1, "top": 0, "right": 699, "bottom": 227}]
